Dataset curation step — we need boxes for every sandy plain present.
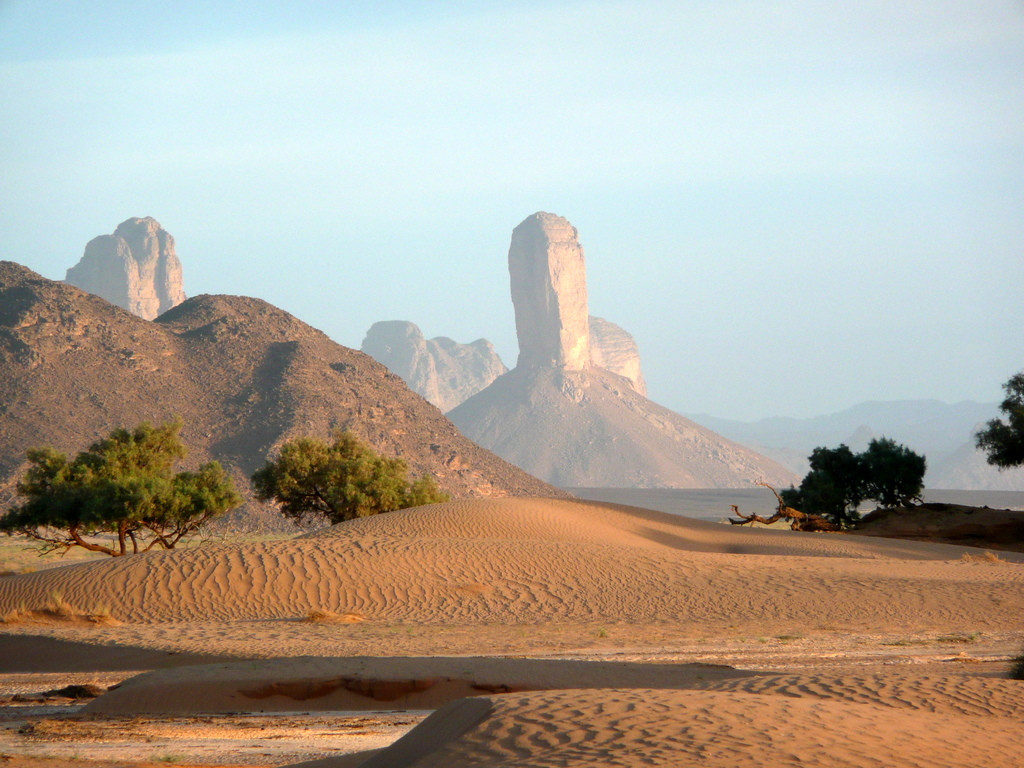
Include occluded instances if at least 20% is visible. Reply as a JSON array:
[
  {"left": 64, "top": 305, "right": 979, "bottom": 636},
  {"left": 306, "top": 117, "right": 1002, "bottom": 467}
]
[{"left": 0, "top": 497, "right": 1022, "bottom": 767}]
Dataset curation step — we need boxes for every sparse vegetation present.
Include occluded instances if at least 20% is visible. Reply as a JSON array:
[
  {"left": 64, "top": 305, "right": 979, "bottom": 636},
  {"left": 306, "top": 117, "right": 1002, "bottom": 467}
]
[
  {"left": 936, "top": 632, "right": 981, "bottom": 644},
  {"left": 1010, "top": 651, "right": 1024, "bottom": 680},
  {"left": 780, "top": 438, "right": 926, "bottom": 527},
  {"left": 252, "top": 430, "right": 449, "bottom": 526},
  {"left": 960, "top": 551, "right": 1007, "bottom": 564},
  {"left": 1, "top": 591, "right": 119, "bottom": 625},
  {"left": 0, "top": 420, "right": 241, "bottom": 556},
  {"left": 304, "top": 610, "right": 365, "bottom": 624},
  {"left": 976, "top": 371, "right": 1024, "bottom": 469}
]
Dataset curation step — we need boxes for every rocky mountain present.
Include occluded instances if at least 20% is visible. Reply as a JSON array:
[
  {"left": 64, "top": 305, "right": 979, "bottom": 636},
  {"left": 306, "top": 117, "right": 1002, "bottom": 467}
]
[
  {"left": 361, "top": 321, "right": 507, "bottom": 413},
  {"left": 690, "top": 400, "right": 1024, "bottom": 491},
  {"left": 0, "top": 261, "right": 561, "bottom": 522},
  {"left": 448, "top": 212, "right": 795, "bottom": 489},
  {"left": 65, "top": 217, "right": 186, "bottom": 320}
]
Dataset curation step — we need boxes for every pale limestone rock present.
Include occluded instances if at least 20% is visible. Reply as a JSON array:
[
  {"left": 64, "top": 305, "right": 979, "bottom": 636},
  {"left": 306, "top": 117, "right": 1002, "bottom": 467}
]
[
  {"left": 446, "top": 211, "right": 797, "bottom": 488},
  {"left": 362, "top": 320, "right": 507, "bottom": 413},
  {"left": 65, "top": 217, "right": 185, "bottom": 320},
  {"left": 508, "top": 212, "right": 590, "bottom": 371},
  {"left": 589, "top": 315, "right": 646, "bottom": 396}
]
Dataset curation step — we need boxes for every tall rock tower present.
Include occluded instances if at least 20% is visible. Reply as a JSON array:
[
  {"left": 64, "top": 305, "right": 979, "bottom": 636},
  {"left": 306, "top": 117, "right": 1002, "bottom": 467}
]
[
  {"left": 449, "top": 211, "right": 797, "bottom": 488},
  {"left": 508, "top": 212, "right": 590, "bottom": 371},
  {"left": 65, "top": 217, "right": 185, "bottom": 320}
]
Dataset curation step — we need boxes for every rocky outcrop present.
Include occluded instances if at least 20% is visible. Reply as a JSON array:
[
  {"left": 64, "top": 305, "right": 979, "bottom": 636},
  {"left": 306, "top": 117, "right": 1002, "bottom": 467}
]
[
  {"left": 589, "top": 316, "right": 646, "bottom": 396},
  {"left": 65, "top": 217, "right": 185, "bottom": 320},
  {"left": 361, "top": 321, "right": 507, "bottom": 413},
  {"left": 508, "top": 212, "right": 590, "bottom": 371},
  {"left": 449, "top": 212, "right": 796, "bottom": 489}
]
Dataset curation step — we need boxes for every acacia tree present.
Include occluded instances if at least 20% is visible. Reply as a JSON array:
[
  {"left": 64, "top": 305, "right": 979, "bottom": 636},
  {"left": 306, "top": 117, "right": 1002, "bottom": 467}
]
[
  {"left": 780, "top": 438, "right": 925, "bottom": 528},
  {"left": 976, "top": 371, "right": 1024, "bottom": 469},
  {"left": 251, "top": 430, "right": 449, "bottom": 526},
  {"left": 0, "top": 420, "right": 241, "bottom": 556},
  {"left": 781, "top": 444, "right": 865, "bottom": 527},
  {"left": 860, "top": 437, "right": 926, "bottom": 509}
]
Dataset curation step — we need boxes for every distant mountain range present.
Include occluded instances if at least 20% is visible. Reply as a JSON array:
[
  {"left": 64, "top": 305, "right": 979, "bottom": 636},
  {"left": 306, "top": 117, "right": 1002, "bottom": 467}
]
[{"left": 688, "top": 400, "right": 1024, "bottom": 491}]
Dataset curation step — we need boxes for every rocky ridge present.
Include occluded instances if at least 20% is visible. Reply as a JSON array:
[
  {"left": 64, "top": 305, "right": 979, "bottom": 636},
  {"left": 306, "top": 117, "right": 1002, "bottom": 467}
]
[
  {"left": 65, "top": 217, "right": 186, "bottom": 320},
  {"left": 361, "top": 321, "right": 507, "bottom": 413}
]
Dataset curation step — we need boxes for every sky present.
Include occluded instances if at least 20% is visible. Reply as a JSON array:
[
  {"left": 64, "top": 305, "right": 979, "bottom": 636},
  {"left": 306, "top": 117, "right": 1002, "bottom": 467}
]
[{"left": 1, "top": 1, "right": 1022, "bottom": 421}]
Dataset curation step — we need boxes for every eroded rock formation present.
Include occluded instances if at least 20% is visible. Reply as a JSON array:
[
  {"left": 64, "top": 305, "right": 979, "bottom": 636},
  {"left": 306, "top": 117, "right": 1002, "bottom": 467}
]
[
  {"left": 508, "top": 212, "right": 590, "bottom": 371},
  {"left": 589, "top": 316, "right": 646, "bottom": 396},
  {"left": 448, "top": 212, "right": 796, "bottom": 488},
  {"left": 65, "top": 217, "right": 185, "bottom": 320},
  {"left": 361, "top": 321, "right": 507, "bottom": 413}
]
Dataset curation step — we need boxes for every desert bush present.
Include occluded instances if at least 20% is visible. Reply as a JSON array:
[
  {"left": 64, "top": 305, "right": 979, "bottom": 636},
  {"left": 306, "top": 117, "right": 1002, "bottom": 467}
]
[
  {"left": 1010, "top": 651, "right": 1024, "bottom": 680},
  {"left": 252, "top": 430, "right": 449, "bottom": 525}
]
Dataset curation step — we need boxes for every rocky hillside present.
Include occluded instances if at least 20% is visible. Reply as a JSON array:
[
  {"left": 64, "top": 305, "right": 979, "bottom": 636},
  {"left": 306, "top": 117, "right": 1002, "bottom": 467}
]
[
  {"left": 451, "top": 365, "right": 795, "bottom": 487},
  {"left": 0, "top": 262, "right": 561, "bottom": 520},
  {"left": 65, "top": 217, "right": 186, "bottom": 320}
]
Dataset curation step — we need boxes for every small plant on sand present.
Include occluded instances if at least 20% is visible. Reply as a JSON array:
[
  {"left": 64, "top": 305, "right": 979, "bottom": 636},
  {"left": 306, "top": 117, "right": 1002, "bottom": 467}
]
[
  {"left": 0, "top": 601, "right": 29, "bottom": 624},
  {"left": 936, "top": 632, "right": 981, "bottom": 644},
  {"left": 1010, "top": 650, "right": 1024, "bottom": 680},
  {"left": 46, "top": 590, "right": 75, "bottom": 618},
  {"left": 304, "top": 610, "right": 364, "bottom": 624},
  {"left": 960, "top": 551, "right": 1006, "bottom": 564}
]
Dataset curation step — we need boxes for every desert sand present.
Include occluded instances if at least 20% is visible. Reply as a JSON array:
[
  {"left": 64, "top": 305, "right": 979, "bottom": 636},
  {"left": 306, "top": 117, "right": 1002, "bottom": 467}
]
[{"left": 1, "top": 497, "right": 1022, "bottom": 767}]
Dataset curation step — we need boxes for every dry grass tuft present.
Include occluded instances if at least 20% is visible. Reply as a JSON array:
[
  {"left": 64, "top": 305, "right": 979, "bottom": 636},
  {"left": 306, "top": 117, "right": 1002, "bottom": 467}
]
[
  {"left": 303, "top": 610, "right": 365, "bottom": 624},
  {"left": 0, "top": 592, "right": 120, "bottom": 625},
  {"left": 960, "top": 550, "right": 1007, "bottom": 564}
]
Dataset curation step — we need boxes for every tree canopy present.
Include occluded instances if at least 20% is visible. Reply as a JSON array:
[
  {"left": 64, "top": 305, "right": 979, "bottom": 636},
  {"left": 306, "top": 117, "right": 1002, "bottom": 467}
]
[
  {"left": 251, "top": 430, "right": 449, "bottom": 526},
  {"left": 0, "top": 420, "right": 241, "bottom": 556},
  {"left": 781, "top": 438, "right": 926, "bottom": 527},
  {"left": 976, "top": 371, "right": 1024, "bottom": 469}
]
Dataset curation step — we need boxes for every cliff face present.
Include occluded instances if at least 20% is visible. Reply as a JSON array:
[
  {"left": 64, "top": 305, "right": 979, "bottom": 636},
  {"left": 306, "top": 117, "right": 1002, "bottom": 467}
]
[
  {"left": 508, "top": 212, "right": 590, "bottom": 371},
  {"left": 589, "top": 316, "right": 646, "bottom": 396},
  {"left": 361, "top": 321, "right": 507, "bottom": 413},
  {"left": 65, "top": 217, "right": 185, "bottom": 320}
]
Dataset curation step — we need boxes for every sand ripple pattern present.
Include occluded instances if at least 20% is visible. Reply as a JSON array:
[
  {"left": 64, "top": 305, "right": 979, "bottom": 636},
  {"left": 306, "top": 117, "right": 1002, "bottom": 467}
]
[
  {"left": 0, "top": 498, "right": 1021, "bottom": 627},
  {"left": 385, "top": 687, "right": 1024, "bottom": 768}
]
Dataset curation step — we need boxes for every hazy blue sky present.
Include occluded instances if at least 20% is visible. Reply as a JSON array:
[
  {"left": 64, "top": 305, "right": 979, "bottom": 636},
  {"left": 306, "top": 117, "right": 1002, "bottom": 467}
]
[{"left": 2, "top": 1, "right": 1022, "bottom": 420}]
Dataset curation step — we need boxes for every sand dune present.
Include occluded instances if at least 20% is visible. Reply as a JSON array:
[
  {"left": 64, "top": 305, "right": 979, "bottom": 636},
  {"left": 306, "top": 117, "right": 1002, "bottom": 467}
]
[
  {"left": 345, "top": 685, "right": 1023, "bottom": 768},
  {"left": 0, "top": 498, "right": 1021, "bottom": 633},
  {"left": 2, "top": 497, "right": 1022, "bottom": 768},
  {"left": 83, "top": 656, "right": 753, "bottom": 715}
]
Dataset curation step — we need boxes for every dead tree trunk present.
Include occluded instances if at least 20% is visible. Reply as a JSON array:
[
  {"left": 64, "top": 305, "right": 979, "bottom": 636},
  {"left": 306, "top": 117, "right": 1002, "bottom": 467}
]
[{"left": 729, "top": 481, "right": 840, "bottom": 532}]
